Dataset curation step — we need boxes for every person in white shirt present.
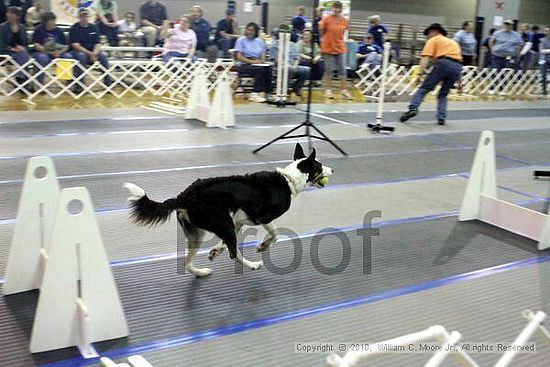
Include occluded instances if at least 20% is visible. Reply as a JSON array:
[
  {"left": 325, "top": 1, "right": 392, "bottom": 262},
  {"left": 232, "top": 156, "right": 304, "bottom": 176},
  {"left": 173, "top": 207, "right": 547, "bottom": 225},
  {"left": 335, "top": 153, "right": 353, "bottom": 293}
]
[
  {"left": 118, "top": 11, "right": 136, "bottom": 34},
  {"left": 160, "top": 14, "right": 197, "bottom": 62}
]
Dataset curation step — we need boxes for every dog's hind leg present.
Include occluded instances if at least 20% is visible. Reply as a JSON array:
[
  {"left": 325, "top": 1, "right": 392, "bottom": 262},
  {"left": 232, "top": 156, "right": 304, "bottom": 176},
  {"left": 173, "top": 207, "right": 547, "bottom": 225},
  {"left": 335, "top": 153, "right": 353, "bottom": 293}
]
[
  {"left": 256, "top": 222, "right": 278, "bottom": 253},
  {"left": 179, "top": 213, "right": 212, "bottom": 277},
  {"left": 208, "top": 223, "right": 242, "bottom": 261}
]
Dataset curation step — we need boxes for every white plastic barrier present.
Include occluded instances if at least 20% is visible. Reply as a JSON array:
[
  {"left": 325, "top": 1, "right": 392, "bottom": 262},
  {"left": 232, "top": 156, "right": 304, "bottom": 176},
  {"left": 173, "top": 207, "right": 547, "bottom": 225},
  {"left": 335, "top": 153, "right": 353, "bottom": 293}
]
[
  {"left": 3, "top": 157, "right": 128, "bottom": 356},
  {"left": 326, "top": 310, "right": 549, "bottom": 367},
  {"left": 459, "top": 131, "right": 550, "bottom": 250},
  {"left": 326, "top": 325, "right": 480, "bottom": 367},
  {"left": 185, "top": 69, "right": 211, "bottom": 123},
  {"left": 207, "top": 73, "right": 235, "bottom": 128}
]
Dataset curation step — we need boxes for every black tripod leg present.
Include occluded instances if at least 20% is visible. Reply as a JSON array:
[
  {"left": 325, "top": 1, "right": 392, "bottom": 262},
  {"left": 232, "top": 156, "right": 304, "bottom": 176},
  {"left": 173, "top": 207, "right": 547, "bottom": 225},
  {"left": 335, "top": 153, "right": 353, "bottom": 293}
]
[
  {"left": 311, "top": 124, "right": 348, "bottom": 156},
  {"left": 252, "top": 122, "right": 306, "bottom": 154}
]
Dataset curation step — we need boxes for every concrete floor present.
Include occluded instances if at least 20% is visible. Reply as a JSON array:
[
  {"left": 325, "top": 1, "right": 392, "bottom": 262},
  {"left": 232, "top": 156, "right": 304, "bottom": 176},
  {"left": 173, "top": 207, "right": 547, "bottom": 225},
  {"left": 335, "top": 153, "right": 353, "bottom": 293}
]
[{"left": 0, "top": 100, "right": 548, "bottom": 367}]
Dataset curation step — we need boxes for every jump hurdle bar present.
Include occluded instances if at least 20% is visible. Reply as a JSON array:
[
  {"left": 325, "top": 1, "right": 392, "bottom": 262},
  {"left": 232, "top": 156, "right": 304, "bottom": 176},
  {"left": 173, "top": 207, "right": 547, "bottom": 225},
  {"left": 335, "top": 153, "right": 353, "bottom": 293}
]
[
  {"left": 459, "top": 131, "right": 550, "bottom": 250},
  {"left": 327, "top": 310, "right": 549, "bottom": 367},
  {"left": 3, "top": 156, "right": 128, "bottom": 356}
]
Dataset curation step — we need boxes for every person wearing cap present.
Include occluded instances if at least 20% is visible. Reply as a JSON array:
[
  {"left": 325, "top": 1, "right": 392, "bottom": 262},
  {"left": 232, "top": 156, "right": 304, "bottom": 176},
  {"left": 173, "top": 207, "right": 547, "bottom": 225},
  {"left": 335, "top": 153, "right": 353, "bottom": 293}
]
[
  {"left": 215, "top": 8, "right": 238, "bottom": 58},
  {"left": 400, "top": 23, "right": 462, "bottom": 125},
  {"left": 69, "top": 8, "right": 112, "bottom": 91},
  {"left": 356, "top": 33, "right": 382, "bottom": 68},
  {"left": 489, "top": 20, "right": 522, "bottom": 94}
]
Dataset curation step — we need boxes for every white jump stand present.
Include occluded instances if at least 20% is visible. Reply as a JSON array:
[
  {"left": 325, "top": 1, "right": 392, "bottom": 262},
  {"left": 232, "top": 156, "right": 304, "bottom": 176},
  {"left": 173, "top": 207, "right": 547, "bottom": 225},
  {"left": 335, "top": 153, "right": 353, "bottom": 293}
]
[
  {"left": 207, "top": 73, "right": 235, "bottom": 128},
  {"left": 459, "top": 131, "right": 550, "bottom": 250},
  {"left": 3, "top": 157, "right": 128, "bottom": 357},
  {"left": 185, "top": 69, "right": 210, "bottom": 123},
  {"left": 3, "top": 156, "right": 60, "bottom": 294}
]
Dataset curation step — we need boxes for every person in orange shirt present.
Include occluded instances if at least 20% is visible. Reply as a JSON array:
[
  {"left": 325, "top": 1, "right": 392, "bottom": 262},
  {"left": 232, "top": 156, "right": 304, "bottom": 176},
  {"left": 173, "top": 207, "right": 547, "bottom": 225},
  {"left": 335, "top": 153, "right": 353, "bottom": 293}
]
[
  {"left": 400, "top": 23, "right": 462, "bottom": 125},
  {"left": 319, "top": 1, "right": 352, "bottom": 100}
]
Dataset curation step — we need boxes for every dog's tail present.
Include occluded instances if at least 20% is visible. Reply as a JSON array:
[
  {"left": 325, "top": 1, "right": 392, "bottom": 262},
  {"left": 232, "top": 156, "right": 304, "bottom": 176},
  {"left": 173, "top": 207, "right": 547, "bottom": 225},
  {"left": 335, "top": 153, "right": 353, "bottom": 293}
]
[{"left": 124, "top": 183, "right": 183, "bottom": 226}]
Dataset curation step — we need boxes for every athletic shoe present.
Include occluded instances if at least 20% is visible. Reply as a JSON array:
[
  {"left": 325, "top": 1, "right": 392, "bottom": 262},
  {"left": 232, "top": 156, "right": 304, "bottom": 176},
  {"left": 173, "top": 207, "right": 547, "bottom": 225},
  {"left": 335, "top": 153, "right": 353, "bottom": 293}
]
[
  {"left": 399, "top": 109, "right": 418, "bottom": 122},
  {"left": 499, "top": 91, "right": 507, "bottom": 96},
  {"left": 325, "top": 90, "right": 333, "bottom": 99},
  {"left": 249, "top": 92, "right": 266, "bottom": 103},
  {"left": 488, "top": 90, "right": 496, "bottom": 95},
  {"left": 437, "top": 119, "right": 445, "bottom": 125}
]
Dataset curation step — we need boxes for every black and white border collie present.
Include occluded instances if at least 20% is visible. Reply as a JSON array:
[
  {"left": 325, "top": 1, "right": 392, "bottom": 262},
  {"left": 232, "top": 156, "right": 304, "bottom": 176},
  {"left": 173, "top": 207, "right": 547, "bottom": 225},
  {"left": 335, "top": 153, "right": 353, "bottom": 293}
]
[{"left": 124, "top": 143, "right": 333, "bottom": 277}]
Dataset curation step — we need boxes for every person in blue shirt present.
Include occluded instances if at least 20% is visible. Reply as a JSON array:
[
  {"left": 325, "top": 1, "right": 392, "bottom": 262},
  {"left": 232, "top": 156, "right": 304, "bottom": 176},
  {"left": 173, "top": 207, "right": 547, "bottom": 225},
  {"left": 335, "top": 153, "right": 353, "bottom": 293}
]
[
  {"left": 453, "top": 21, "right": 477, "bottom": 66},
  {"left": 356, "top": 33, "right": 382, "bottom": 68},
  {"left": 0, "top": 6, "right": 30, "bottom": 85},
  {"left": 520, "top": 25, "right": 546, "bottom": 70},
  {"left": 234, "top": 22, "right": 272, "bottom": 103},
  {"left": 291, "top": 6, "right": 307, "bottom": 43},
  {"left": 69, "top": 8, "right": 112, "bottom": 90},
  {"left": 190, "top": 5, "right": 211, "bottom": 57},
  {"left": 489, "top": 20, "right": 523, "bottom": 94},
  {"left": 215, "top": 8, "right": 238, "bottom": 58},
  {"left": 32, "top": 11, "right": 72, "bottom": 85},
  {"left": 367, "top": 15, "right": 388, "bottom": 48},
  {"left": 269, "top": 24, "right": 310, "bottom": 98},
  {"left": 481, "top": 28, "right": 496, "bottom": 68}
]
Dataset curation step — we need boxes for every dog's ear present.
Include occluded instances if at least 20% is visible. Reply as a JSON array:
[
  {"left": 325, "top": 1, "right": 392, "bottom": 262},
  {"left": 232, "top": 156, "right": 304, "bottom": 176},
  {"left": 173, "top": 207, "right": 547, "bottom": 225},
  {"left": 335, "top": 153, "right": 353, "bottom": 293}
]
[
  {"left": 306, "top": 148, "right": 317, "bottom": 162},
  {"left": 293, "top": 143, "right": 306, "bottom": 160}
]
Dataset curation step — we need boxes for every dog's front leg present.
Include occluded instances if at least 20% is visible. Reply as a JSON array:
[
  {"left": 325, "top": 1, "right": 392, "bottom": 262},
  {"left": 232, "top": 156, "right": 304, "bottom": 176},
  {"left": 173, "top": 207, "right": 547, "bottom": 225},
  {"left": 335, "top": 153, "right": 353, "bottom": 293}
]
[{"left": 256, "top": 222, "right": 277, "bottom": 252}]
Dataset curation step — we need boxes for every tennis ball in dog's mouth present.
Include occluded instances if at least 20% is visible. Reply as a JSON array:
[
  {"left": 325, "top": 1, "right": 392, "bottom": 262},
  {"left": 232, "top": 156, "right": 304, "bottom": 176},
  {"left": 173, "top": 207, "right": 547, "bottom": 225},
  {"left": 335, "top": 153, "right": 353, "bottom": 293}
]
[{"left": 318, "top": 176, "right": 329, "bottom": 186}]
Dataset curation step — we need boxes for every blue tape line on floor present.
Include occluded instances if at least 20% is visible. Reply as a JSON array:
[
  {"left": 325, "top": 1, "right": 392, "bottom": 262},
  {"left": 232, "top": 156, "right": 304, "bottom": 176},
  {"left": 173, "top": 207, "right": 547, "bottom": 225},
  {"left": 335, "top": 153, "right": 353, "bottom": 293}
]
[{"left": 38, "top": 255, "right": 550, "bottom": 367}]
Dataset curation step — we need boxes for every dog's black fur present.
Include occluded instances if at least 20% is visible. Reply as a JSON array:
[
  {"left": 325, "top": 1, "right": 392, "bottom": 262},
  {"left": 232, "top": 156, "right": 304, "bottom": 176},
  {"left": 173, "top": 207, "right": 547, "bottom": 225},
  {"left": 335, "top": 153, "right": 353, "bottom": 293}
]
[{"left": 127, "top": 144, "right": 326, "bottom": 260}]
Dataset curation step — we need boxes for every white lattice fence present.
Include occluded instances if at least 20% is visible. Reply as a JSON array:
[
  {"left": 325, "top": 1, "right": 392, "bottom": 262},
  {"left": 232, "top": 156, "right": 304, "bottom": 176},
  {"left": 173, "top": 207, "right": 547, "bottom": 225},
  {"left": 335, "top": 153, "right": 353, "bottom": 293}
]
[
  {"left": 355, "top": 63, "right": 543, "bottom": 99},
  {"left": 0, "top": 56, "right": 235, "bottom": 102}
]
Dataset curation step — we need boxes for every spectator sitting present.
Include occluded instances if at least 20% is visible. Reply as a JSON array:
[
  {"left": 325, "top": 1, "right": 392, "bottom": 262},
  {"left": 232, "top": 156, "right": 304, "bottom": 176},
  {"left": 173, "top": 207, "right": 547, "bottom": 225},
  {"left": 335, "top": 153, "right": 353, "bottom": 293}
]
[
  {"left": 214, "top": 8, "right": 238, "bottom": 58},
  {"left": 32, "top": 11, "right": 72, "bottom": 85},
  {"left": 291, "top": 5, "right": 307, "bottom": 42},
  {"left": 0, "top": 6, "right": 30, "bottom": 87},
  {"left": 269, "top": 24, "right": 310, "bottom": 98},
  {"left": 453, "top": 21, "right": 477, "bottom": 66},
  {"left": 69, "top": 7, "right": 112, "bottom": 91},
  {"left": 296, "top": 29, "right": 323, "bottom": 83},
  {"left": 356, "top": 33, "right": 382, "bottom": 68},
  {"left": 234, "top": 21, "right": 272, "bottom": 103},
  {"left": 189, "top": 5, "right": 211, "bottom": 58},
  {"left": 367, "top": 15, "right": 388, "bottom": 48},
  {"left": 92, "top": 0, "right": 119, "bottom": 46},
  {"left": 118, "top": 11, "right": 137, "bottom": 47},
  {"left": 139, "top": 0, "right": 167, "bottom": 47},
  {"left": 160, "top": 15, "right": 196, "bottom": 62},
  {"left": 25, "top": 0, "right": 43, "bottom": 28}
]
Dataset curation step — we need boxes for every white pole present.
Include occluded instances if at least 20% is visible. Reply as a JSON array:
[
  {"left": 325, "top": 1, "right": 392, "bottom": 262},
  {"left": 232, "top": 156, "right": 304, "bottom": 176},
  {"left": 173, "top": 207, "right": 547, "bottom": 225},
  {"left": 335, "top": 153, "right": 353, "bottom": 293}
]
[
  {"left": 282, "top": 32, "right": 290, "bottom": 101},
  {"left": 276, "top": 32, "right": 284, "bottom": 98},
  {"left": 494, "top": 310, "right": 547, "bottom": 367},
  {"left": 375, "top": 42, "right": 391, "bottom": 127}
]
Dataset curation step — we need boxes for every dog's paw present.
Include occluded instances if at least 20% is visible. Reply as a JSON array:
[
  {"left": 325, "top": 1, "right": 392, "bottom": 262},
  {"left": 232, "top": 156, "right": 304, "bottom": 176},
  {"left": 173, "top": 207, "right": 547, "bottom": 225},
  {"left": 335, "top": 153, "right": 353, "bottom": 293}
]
[
  {"left": 189, "top": 267, "right": 213, "bottom": 277},
  {"left": 256, "top": 240, "right": 273, "bottom": 253},
  {"left": 208, "top": 247, "right": 224, "bottom": 261},
  {"left": 249, "top": 261, "right": 263, "bottom": 270}
]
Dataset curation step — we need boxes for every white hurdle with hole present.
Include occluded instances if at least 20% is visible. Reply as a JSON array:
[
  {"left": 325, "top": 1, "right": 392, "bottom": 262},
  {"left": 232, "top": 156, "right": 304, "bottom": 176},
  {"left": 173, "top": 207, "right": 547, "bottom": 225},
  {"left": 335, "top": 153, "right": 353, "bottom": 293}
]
[
  {"left": 3, "top": 156, "right": 128, "bottom": 356},
  {"left": 459, "top": 131, "right": 550, "bottom": 250}
]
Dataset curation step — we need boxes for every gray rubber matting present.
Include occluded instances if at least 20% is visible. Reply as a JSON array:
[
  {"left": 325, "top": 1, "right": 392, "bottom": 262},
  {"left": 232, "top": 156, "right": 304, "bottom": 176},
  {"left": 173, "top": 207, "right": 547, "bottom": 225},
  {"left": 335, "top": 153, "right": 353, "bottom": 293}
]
[
  {"left": 0, "top": 113, "right": 325, "bottom": 138},
  {"left": 322, "top": 107, "right": 550, "bottom": 124},
  {"left": 130, "top": 261, "right": 550, "bottom": 367},
  {"left": 0, "top": 216, "right": 545, "bottom": 366},
  {"left": 0, "top": 144, "right": 527, "bottom": 219}
]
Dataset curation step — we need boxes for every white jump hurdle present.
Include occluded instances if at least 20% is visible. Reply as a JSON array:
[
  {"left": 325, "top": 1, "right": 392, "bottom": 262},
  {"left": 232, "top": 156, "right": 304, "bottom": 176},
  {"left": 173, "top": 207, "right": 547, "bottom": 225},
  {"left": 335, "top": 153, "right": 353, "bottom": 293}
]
[
  {"left": 327, "top": 310, "right": 549, "bottom": 367},
  {"left": 326, "top": 325, "right": 480, "bottom": 367},
  {"left": 3, "top": 157, "right": 128, "bottom": 356},
  {"left": 185, "top": 69, "right": 211, "bottom": 123},
  {"left": 459, "top": 131, "right": 550, "bottom": 250}
]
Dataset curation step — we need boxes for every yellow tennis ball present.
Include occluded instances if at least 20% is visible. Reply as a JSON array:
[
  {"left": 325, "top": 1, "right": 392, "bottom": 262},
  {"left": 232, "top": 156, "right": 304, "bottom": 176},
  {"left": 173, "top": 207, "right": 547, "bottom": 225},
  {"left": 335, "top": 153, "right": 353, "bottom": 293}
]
[{"left": 319, "top": 176, "right": 329, "bottom": 186}]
